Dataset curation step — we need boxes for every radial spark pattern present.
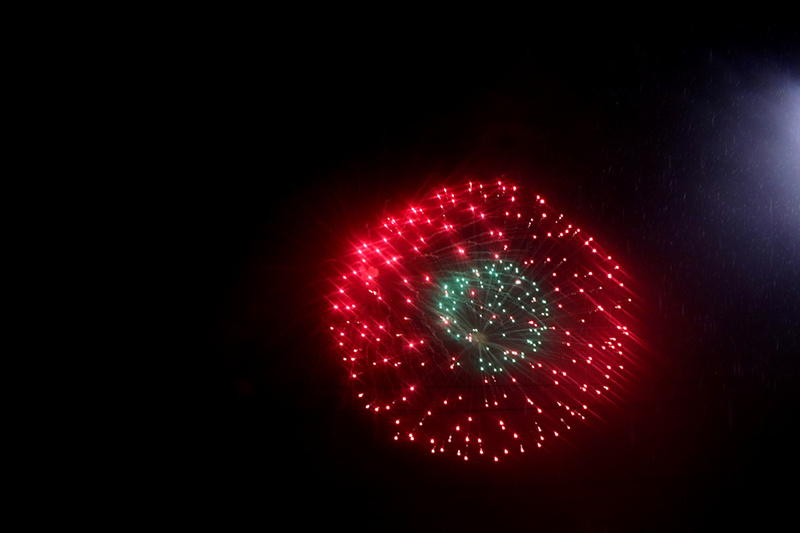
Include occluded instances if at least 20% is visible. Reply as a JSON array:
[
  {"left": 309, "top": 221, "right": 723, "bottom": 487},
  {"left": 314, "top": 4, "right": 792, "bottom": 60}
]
[{"left": 327, "top": 180, "right": 637, "bottom": 462}]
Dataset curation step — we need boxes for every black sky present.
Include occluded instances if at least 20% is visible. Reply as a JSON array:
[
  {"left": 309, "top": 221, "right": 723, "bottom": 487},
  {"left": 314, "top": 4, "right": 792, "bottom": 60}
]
[{"left": 168, "top": 22, "right": 800, "bottom": 532}]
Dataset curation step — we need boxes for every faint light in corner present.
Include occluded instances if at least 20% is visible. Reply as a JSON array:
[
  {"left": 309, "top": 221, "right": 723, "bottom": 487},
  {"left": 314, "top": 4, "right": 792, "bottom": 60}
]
[
  {"left": 770, "top": 78, "right": 800, "bottom": 197},
  {"left": 790, "top": 84, "right": 800, "bottom": 166}
]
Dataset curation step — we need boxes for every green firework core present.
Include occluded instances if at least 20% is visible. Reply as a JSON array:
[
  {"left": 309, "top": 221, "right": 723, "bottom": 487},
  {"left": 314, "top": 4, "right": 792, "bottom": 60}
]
[{"left": 432, "top": 260, "right": 551, "bottom": 373}]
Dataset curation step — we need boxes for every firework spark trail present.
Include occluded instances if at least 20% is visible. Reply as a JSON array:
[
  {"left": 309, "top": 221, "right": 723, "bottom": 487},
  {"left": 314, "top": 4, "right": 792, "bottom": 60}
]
[{"left": 327, "top": 180, "right": 639, "bottom": 462}]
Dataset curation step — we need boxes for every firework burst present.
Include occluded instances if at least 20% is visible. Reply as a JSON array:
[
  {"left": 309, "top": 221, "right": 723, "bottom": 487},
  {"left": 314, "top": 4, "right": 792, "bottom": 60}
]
[{"left": 327, "top": 180, "right": 638, "bottom": 462}]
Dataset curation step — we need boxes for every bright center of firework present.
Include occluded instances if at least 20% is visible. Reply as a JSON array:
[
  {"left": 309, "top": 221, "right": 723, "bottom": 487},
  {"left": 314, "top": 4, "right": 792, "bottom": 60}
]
[{"left": 432, "top": 260, "right": 549, "bottom": 373}]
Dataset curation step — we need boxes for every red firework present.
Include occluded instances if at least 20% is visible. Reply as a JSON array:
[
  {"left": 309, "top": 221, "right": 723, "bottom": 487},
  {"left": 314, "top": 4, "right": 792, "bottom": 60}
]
[{"left": 327, "top": 180, "right": 638, "bottom": 462}]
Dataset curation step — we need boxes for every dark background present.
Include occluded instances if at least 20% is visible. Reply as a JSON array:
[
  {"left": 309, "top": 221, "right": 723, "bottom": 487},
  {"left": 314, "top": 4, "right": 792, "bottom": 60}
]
[{"left": 165, "top": 21, "right": 799, "bottom": 531}]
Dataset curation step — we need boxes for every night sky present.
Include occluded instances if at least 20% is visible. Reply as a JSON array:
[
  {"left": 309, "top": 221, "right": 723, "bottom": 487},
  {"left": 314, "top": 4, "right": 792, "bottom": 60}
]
[{"left": 171, "top": 22, "right": 799, "bottom": 531}]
